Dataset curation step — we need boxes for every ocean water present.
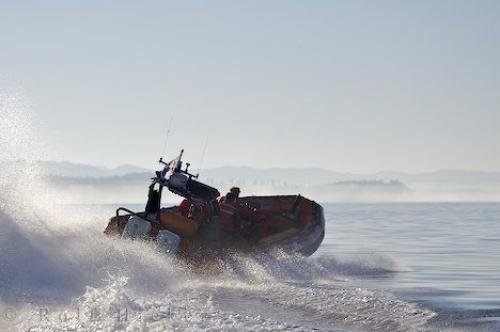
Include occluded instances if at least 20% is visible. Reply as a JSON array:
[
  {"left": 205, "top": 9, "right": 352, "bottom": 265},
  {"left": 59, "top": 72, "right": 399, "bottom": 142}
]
[
  {"left": 1, "top": 200, "right": 499, "bottom": 331},
  {"left": 321, "top": 203, "right": 500, "bottom": 331}
]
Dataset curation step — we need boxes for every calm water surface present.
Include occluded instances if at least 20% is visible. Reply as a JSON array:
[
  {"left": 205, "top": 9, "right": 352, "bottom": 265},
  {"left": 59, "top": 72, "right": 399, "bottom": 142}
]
[{"left": 319, "top": 203, "right": 500, "bottom": 330}]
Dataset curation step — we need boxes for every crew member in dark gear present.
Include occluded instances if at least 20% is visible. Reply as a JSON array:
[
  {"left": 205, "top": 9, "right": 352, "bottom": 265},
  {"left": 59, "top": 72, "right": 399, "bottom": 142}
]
[
  {"left": 230, "top": 187, "right": 241, "bottom": 200},
  {"left": 145, "top": 183, "right": 162, "bottom": 218}
]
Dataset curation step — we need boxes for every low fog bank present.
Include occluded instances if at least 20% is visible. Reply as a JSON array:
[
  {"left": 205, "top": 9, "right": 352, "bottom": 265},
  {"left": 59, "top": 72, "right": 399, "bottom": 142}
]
[{"left": 45, "top": 173, "right": 500, "bottom": 204}]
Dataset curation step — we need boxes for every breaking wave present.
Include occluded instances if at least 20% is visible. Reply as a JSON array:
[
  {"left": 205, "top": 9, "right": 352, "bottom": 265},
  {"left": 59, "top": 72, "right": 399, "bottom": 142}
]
[{"left": 0, "top": 95, "right": 435, "bottom": 331}]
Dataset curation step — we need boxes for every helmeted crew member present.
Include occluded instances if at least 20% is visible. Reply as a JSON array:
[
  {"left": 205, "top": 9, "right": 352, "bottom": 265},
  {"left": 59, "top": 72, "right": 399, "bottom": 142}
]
[
  {"left": 220, "top": 192, "right": 236, "bottom": 209},
  {"left": 219, "top": 186, "right": 241, "bottom": 205},
  {"left": 220, "top": 188, "right": 259, "bottom": 237},
  {"left": 228, "top": 186, "right": 257, "bottom": 220},
  {"left": 227, "top": 187, "right": 262, "bottom": 240},
  {"left": 230, "top": 187, "right": 240, "bottom": 200}
]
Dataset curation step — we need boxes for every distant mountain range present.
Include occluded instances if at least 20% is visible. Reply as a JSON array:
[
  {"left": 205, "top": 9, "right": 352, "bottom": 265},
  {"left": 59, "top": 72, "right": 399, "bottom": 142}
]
[
  {"left": 199, "top": 167, "right": 500, "bottom": 187},
  {"left": 4, "top": 160, "right": 499, "bottom": 187},
  {"left": 3, "top": 160, "right": 496, "bottom": 203}
]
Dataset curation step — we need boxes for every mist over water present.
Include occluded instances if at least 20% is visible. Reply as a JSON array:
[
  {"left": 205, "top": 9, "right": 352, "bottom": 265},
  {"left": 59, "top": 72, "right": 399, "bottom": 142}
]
[{"left": 1, "top": 96, "right": 498, "bottom": 331}]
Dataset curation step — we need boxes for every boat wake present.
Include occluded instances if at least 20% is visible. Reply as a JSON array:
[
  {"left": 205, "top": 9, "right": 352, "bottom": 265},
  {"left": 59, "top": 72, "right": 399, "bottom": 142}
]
[{"left": 0, "top": 201, "right": 435, "bottom": 332}]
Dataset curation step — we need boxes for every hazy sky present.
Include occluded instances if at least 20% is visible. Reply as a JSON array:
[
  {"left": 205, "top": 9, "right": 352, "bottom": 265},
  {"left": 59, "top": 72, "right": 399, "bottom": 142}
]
[{"left": 1, "top": 1, "right": 499, "bottom": 172}]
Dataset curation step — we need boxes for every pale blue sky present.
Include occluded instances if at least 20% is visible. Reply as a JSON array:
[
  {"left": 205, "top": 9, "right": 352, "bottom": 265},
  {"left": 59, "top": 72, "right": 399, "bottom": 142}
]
[{"left": 1, "top": 1, "right": 499, "bottom": 172}]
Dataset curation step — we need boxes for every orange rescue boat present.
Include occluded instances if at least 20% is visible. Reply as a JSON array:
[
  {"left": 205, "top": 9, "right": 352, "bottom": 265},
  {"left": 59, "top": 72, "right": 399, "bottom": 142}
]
[{"left": 104, "top": 150, "right": 325, "bottom": 258}]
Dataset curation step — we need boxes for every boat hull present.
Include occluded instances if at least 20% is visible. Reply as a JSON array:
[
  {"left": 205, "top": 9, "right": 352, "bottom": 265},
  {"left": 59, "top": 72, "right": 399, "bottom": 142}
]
[{"left": 104, "top": 195, "right": 325, "bottom": 258}]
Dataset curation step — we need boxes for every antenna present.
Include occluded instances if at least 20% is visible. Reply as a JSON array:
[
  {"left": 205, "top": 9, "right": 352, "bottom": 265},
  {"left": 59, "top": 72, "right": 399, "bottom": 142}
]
[
  {"left": 197, "top": 136, "right": 209, "bottom": 177},
  {"left": 160, "top": 115, "right": 174, "bottom": 157}
]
